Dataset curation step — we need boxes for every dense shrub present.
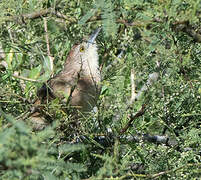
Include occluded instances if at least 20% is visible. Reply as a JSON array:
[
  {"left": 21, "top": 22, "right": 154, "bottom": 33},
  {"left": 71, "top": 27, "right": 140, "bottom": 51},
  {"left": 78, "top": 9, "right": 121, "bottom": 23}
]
[{"left": 0, "top": 0, "right": 200, "bottom": 179}]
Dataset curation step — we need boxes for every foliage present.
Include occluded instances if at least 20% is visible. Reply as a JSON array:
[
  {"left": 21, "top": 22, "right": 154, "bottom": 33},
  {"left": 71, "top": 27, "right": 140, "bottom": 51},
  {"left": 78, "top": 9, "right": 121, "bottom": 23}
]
[
  {"left": 0, "top": 107, "right": 86, "bottom": 179},
  {"left": 79, "top": 0, "right": 118, "bottom": 37},
  {"left": 0, "top": 0, "right": 201, "bottom": 179}
]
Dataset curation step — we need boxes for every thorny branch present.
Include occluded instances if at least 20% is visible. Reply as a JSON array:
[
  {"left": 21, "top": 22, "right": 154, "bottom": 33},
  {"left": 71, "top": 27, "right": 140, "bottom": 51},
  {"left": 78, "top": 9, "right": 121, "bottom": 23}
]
[
  {"left": 2, "top": 7, "right": 200, "bottom": 43},
  {"left": 88, "top": 16, "right": 201, "bottom": 43},
  {"left": 3, "top": 8, "right": 76, "bottom": 24}
]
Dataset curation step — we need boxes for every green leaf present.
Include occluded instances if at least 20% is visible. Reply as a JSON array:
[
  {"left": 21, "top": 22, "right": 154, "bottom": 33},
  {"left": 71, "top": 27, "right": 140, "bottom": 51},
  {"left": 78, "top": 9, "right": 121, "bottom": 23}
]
[
  {"left": 29, "top": 65, "right": 42, "bottom": 79},
  {"left": 43, "top": 172, "right": 57, "bottom": 180},
  {"left": 101, "top": 0, "right": 118, "bottom": 37},
  {"left": 79, "top": 9, "right": 97, "bottom": 25}
]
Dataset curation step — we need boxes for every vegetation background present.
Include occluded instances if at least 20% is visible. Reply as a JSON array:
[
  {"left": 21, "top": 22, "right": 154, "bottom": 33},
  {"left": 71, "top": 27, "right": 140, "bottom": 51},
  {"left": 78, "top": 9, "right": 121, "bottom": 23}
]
[{"left": 0, "top": 0, "right": 201, "bottom": 179}]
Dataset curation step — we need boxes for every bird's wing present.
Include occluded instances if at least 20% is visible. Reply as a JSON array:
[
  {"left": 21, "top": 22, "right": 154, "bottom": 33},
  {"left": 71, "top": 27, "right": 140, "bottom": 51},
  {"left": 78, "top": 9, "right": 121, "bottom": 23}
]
[{"left": 37, "top": 70, "right": 80, "bottom": 102}]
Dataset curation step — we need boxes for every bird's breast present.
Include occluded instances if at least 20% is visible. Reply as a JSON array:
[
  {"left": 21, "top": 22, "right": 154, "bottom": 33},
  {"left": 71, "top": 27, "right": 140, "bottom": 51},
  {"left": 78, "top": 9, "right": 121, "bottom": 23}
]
[{"left": 70, "top": 77, "right": 100, "bottom": 111}]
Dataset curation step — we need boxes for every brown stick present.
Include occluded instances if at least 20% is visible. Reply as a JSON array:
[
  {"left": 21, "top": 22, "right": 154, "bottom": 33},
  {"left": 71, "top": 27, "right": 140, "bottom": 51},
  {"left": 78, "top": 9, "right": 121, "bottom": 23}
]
[
  {"left": 120, "top": 104, "right": 146, "bottom": 134},
  {"left": 3, "top": 8, "right": 75, "bottom": 24},
  {"left": 23, "top": 8, "right": 52, "bottom": 20}
]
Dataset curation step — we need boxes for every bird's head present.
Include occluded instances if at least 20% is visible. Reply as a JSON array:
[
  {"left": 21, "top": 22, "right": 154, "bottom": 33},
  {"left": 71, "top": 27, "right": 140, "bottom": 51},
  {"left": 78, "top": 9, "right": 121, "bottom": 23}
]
[{"left": 65, "top": 28, "right": 101, "bottom": 80}]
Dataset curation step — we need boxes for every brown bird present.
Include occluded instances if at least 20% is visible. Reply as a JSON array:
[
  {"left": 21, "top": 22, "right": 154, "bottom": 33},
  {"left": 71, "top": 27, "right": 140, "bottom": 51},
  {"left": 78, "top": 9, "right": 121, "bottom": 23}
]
[{"left": 30, "top": 28, "right": 101, "bottom": 130}]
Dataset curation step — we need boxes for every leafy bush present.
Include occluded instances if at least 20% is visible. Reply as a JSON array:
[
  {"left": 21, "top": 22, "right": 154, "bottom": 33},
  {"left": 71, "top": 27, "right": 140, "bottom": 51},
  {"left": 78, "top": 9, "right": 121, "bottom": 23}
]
[{"left": 0, "top": 0, "right": 200, "bottom": 179}]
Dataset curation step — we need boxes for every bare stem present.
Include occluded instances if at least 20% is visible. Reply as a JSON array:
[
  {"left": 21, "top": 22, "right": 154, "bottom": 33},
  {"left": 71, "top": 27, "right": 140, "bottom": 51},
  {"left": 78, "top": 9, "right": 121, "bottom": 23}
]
[
  {"left": 13, "top": 74, "right": 41, "bottom": 83},
  {"left": 130, "top": 69, "right": 136, "bottom": 104},
  {"left": 43, "top": 17, "right": 54, "bottom": 75}
]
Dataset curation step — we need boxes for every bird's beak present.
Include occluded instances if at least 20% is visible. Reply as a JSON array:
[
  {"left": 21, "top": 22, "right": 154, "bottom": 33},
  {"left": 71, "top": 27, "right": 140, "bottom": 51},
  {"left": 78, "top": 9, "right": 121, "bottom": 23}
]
[{"left": 88, "top": 27, "right": 101, "bottom": 45}]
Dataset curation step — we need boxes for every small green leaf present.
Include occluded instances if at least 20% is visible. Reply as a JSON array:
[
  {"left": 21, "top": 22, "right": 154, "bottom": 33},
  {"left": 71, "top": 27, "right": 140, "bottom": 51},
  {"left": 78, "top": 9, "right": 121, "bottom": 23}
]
[
  {"left": 43, "top": 173, "right": 57, "bottom": 180},
  {"left": 101, "top": 85, "right": 108, "bottom": 95},
  {"left": 29, "top": 65, "right": 41, "bottom": 79}
]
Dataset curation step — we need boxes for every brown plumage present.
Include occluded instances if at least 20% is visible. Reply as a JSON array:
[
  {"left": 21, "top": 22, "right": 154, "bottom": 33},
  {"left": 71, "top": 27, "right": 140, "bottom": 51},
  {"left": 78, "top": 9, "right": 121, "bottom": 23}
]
[{"left": 30, "top": 28, "right": 101, "bottom": 130}]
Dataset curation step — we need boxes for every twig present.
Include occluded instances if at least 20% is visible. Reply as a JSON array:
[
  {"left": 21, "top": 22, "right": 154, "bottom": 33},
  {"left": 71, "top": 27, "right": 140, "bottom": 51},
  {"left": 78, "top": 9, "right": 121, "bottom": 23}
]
[
  {"left": 12, "top": 74, "right": 41, "bottom": 82},
  {"left": 3, "top": 8, "right": 75, "bottom": 24},
  {"left": 120, "top": 104, "right": 146, "bottom": 134},
  {"left": 52, "top": 11, "right": 67, "bottom": 19},
  {"left": 23, "top": 8, "right": 52, "bottom": 20},
  {"left": 43, "top": 17, "right": 54, "bottom": 75},
  {"left": 43, "top": 18, "right": 51, "bottom": 58},
  {"left": 2, "top": 8, "right": 52, "bottom": 23},
  {"left": 8, "top": 28, "right": 19, "bottom": 64},
  {"left": 130, "top": 69, "right": 136, "bottom": 105},
  {"left": 108, "top": 53, "right": 157, "bottom": 127}
]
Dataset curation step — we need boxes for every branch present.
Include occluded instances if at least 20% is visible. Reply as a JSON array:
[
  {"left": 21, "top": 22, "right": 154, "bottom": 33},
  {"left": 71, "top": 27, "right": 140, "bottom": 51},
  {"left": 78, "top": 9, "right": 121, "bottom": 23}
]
[
  {"left": 22, "top": 8, "right": 52, "bottom": 20},
  {"left": 88, "top": 16, "right": 201, "bottom": 43},
  {"left": 73, "top": 131, "right": 179, "bottom": 148},
  {"left": 120, "top": 104, "right": 146, "bottom": 134},
  {"left": 5, "top": 8, "right": 53, "bottom": 23},
  {"left": 3, "top": 8, "right": 75, "bottom": 24},
  {"left": 118, "top": 18, "right": 201, "bottom": 43},
  {"left": 3, "top": 8, "right": 201, "bottom": 43}
]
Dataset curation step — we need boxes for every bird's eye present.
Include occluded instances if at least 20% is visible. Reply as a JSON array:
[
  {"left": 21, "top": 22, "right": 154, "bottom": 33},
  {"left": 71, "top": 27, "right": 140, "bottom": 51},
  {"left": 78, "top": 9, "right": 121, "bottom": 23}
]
[{"left": 80, "top": 46, "right": 85, "bottom": 52}]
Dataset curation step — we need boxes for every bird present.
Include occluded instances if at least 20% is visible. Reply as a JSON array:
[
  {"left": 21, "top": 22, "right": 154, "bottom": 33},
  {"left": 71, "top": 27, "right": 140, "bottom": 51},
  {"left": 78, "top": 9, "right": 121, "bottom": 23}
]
[{"left": 29, "top": 28, "right": 101, "bottom": 130}]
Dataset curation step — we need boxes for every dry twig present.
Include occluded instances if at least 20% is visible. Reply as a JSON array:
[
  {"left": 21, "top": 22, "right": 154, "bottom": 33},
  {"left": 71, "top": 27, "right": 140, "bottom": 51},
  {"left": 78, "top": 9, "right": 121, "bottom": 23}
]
[
  {"left": 120, "top": 104, "right": 146, "bottom": 134},
  {"left": 43, "top": 17, "right": 54, "bottom": 76},
  {"left": 12, "top": 74, "right": 41, "bottom": 82}
]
